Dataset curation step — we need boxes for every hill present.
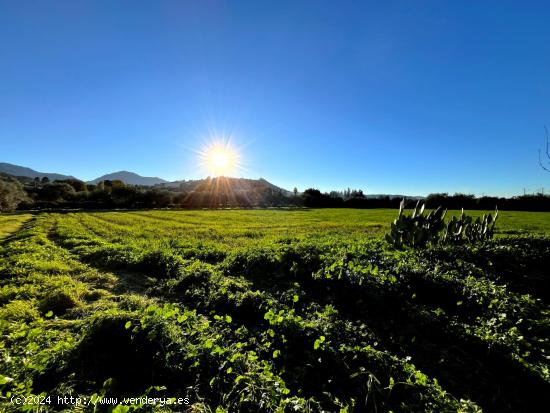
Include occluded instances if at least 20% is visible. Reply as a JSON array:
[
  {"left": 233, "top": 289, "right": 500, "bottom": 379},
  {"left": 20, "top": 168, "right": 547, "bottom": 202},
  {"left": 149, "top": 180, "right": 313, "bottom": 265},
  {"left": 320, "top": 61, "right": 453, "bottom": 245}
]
[
  {"left": 0, "top": 162, "right": 76, "bottom": 181},
  {"left": 157, "top": 176, "right": 291, "bottom": 195},
  {"left": 89, "top": 171, "right": 168, "bottom": 186}
]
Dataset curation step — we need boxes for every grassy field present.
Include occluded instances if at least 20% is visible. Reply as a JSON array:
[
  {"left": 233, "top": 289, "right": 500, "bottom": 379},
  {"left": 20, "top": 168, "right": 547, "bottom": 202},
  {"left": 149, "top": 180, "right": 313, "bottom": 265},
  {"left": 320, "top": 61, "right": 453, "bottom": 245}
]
[
  {"left": 0, "top": 209, "right": 549, "bottom": 412},
  {"left": 0, "top": 213, "right": 32, "bottom": 239},
  {"left": 1, "top": 208, "right": 549, "bottom": 239}
]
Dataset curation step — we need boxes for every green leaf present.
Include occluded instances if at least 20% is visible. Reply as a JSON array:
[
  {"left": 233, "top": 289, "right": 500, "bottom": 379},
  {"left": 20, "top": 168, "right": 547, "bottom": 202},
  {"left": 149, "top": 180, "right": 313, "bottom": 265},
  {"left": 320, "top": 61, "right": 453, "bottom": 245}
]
[
  {"left": 0, "top": 375, "right": 13, "bottom": 385},
  {"left": 314, "top": 336, "right": 326, "bottom": 350}
]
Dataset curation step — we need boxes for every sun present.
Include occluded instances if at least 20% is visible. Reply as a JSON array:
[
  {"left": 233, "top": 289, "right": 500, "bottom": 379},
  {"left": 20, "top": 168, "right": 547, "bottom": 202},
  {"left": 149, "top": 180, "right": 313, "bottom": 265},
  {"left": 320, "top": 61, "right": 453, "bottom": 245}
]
[{"left": 200, "top": 142, "right": 240, "bottom": 176}]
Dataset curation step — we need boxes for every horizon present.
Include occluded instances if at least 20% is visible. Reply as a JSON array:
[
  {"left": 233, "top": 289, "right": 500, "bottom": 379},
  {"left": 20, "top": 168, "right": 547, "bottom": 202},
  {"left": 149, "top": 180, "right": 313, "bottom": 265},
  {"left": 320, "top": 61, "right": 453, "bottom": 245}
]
[
  {"left": 3, "top": 160, "right": 549, "bottom": 198},
  {"left": 2, "top": 1, "right": 550, "bottom": 197}
]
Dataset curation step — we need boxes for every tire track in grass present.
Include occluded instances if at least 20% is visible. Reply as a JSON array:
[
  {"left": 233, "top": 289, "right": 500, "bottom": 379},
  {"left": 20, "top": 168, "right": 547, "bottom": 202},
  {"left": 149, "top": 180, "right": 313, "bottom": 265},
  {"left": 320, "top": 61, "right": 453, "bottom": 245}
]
[
  {"left": 47, "top": 215, "right": 152, "bottom": 295},
  {"left": 83, "top": 212, "right": 192, "bottom": 242},
  {"left": 39, "top": 216, "right": 310, "bottom": 411},
  {"left": 129, "top": 211, "right": 207, "bottom": 227},
  {"left": 44, "top": 218, "right": 382, "bottom": 405},
  {"left": 0, "top": 213, "right": 34, "bottom": 240}
]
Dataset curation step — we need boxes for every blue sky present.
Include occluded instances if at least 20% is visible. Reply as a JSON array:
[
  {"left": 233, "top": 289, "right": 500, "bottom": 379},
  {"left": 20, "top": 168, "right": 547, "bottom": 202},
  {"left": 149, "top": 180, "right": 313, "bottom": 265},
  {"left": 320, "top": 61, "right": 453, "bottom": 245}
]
[{"left": 1, "top": 0, "right": 550, "bottom": 196}]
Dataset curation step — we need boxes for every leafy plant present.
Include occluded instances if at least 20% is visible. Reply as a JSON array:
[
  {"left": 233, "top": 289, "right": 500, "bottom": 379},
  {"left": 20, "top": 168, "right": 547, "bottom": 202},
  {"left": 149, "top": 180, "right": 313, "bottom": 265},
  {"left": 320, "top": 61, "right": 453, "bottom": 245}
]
[
  {"left": 442, "top": 208, "right": 498, "bottom": 243},
  {"left": 386, "top": 200, "right": 498, "bottom": 248},
  {"left": 385, "top": 200, "right": 447, "bottom": 248}
]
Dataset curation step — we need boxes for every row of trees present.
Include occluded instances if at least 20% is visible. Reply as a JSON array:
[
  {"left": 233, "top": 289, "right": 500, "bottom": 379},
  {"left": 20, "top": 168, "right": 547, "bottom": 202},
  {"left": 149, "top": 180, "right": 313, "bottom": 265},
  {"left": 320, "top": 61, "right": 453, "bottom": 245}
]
[
  {"left": 1, "top": 174, "right": 549, "bottom": 212},
  {"left": 301, "top": 188, "right": 550, "bottom": 211},
  {"left": 424, "top": 192, "right": 550, "bottom": 212},
  {"left": 0, "top": 175, "right": 299, "bottom": 211}
]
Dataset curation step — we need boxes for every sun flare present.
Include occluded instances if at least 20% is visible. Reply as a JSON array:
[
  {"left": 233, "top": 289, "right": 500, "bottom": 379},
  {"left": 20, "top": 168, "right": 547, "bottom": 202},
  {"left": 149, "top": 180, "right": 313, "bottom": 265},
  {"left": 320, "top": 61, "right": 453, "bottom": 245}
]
[{"left": 199, "top": 142, "right": 240, "bottom": 176}]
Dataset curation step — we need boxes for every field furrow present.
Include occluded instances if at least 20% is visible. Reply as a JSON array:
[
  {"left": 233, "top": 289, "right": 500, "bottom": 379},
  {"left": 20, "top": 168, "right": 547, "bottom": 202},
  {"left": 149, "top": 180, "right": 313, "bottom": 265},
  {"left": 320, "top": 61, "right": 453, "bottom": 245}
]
[{"left": 0, "top": 213, "right": 34, "bottom": 239}]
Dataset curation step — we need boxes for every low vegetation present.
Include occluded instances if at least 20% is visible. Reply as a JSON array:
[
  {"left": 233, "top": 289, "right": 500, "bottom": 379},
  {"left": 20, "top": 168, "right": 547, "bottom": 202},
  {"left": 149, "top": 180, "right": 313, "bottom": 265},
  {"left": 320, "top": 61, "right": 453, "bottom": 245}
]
[{"left": 0, "top": 209, "right": 549, "bottom": 412}]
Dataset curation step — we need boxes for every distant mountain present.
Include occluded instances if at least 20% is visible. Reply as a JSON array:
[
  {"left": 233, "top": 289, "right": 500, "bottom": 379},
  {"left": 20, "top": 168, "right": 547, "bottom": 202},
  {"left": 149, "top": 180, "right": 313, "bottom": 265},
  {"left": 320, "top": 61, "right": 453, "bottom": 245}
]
[
  {"left": 89, "top": 171, "right": 168, "bottom": 186},
  {"left": 157, "top": 176, "right": 291, "bottom": 195},
  {"left": 0, "top": 162, "right": 76, "bottom": 181}
]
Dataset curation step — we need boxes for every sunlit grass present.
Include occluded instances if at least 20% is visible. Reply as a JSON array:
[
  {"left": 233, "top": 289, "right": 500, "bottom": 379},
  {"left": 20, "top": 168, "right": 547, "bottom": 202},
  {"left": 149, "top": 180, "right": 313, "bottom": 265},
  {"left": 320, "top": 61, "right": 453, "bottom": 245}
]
[{"left": 0, "top": 213, "right": 33, "bottom": 239}]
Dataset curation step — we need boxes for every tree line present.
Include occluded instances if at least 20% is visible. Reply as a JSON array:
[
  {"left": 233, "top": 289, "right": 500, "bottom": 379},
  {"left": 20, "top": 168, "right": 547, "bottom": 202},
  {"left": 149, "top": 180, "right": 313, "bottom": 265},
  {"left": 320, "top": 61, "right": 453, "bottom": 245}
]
[
  {"left": 1, "top": 173, "right": 549, "bottom": 212},
  {"left": 0, "top": 174, "right": 297, "bottom": 211},
  {"left": 302, "top": 189, "right": 550, "bottom": 211}
]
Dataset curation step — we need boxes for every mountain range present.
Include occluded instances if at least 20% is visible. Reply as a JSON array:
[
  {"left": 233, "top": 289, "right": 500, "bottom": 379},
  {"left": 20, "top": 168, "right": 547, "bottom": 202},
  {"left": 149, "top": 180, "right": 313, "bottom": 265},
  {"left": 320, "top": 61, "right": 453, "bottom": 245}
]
[
  {"left": 0, "top": 162, "right": 167, "bottom": 186},
  {"left": 0, "top": 162, "right": 423, "bottom": 199},
  {"left": 0, "top": 162, "right": 77, "bottom": 181},
  {"left": 0, "top": 162, "right": 289, "bottom": 193}
]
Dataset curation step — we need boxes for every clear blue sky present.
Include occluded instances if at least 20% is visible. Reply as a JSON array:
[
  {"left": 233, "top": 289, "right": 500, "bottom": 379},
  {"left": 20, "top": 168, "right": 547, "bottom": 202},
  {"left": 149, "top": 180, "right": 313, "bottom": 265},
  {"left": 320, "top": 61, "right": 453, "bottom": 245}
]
[{"left": 1, "top": 0, "right": 550, "bottom": 196}]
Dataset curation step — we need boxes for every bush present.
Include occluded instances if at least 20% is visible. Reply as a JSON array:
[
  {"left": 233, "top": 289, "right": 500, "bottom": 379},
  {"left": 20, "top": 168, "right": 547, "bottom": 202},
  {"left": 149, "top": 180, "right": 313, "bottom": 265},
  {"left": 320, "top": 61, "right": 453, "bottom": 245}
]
[{"left": 0, "top": 176, "right": 30, "bottom": 211}]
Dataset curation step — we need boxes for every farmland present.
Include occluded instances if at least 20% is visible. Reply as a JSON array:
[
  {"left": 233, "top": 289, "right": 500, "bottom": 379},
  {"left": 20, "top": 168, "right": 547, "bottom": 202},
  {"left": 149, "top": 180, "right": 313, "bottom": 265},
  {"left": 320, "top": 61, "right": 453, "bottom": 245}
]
[{"left": 0, "top": 209, "right": 549, "bottom": 412}]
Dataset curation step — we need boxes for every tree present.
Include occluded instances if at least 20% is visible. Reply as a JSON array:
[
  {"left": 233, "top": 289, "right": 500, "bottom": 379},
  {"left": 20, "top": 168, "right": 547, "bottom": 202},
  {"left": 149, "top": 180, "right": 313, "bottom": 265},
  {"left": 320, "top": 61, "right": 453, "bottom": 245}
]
[
  {"left": 293, "top": 187, "right": 298, "bottom": 196},
  {"left": 111, "top": 186, "right": 137, "bottom": 206},
  {"left": 0, "top": 176, "right": 30, "bottom": 211},
  {"left": 38, "top": 182, "right": 75, "bottom": 202},
  {"left": 58, "top": 179, "right": 87, "bottom": 192},
  {"left": 302, "top": 188, "right": 343, "bottom": 207},
  {"left": 540, "top": 127, "right": 550, "bottom": 172}
]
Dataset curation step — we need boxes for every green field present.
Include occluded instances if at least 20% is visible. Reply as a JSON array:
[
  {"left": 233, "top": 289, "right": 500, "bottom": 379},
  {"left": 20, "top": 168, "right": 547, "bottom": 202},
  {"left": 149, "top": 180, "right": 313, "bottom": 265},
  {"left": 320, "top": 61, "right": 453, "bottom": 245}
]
[
  {"left": 0, "top": 209, "right": 549, "bottom": 412},
  {"left": 0, "top": 213, "right": 32, "bottom": 239}
]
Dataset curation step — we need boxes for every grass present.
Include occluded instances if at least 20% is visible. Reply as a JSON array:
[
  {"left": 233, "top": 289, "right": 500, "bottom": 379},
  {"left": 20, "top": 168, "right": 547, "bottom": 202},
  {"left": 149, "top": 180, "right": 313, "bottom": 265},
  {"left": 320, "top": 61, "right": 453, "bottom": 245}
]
[
  {"left": 0, "top": 208, "right": 549, "bottom": 412},
  {"left": 76, "top": 207, "right": 550, "bottom": 238},
  {"left": 0, "top": 213, "right": 33, "bottom": 239}
]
